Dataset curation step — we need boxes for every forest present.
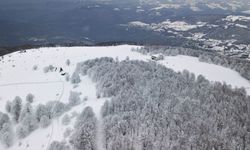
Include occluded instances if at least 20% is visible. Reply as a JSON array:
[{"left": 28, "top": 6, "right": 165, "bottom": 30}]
[{"left": 73, "top": 57, "right": 250, "bottom": 150}]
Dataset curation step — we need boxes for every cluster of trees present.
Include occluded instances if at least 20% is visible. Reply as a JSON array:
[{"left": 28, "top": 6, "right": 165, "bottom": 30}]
[
  {"left": 135, "top": 46, "right": 250, "bottom": 80},
  {"left": 43, "top": 65, "right": 55, "bottom": 73},
  {"left": 16, "top": 103, "right": 38, "bottom": 139},
  {"left": 74, "top": 57, "right": 250, "bottom": 150},
  {"left": 69, "top": 107, "right": 97, "bottom": 150},
  {"left": 0, "top": 91, "right": 82, "bottom": 148},
  {"left": 48, "top": 141, "right": 70, "bottom": 150}
]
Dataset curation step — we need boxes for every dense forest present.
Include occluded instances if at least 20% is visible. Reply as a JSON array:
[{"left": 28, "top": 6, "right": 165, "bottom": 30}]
[{"left": 73, "top": 57, "right": 250, "bottom": 150}]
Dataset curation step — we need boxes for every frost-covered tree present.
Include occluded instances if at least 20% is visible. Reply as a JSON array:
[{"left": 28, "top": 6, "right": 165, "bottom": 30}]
[
  {"left": 74, "top": 107, "right": 96, "bottom": 129},
  {"left": 43, "top": 66, "right": 50, "bottom": 73},
  {"left": 70, "top": 72, "right": 81, "bottom": 84},
  {"left": 43, "top": 65, "right": 54, "bottom": 73},
  {"left": 49, "top": 141, "right": 70, "bottom": 150},
  {"left": 70, "top": 107, "right": 97, "bottom": 150},
  {"left": 26, "top": 93, "right": 34, "bottom": 103},
  {"left": 0, "top": 122, "right": 13, "bottom": 147},
  {"left": 0, "top": 112, "right": 10, "bottom": 131},
  {"left": 68, "top": 91, "right": 81, "bottom": 107},
  {"left": 39, "top": 115, "right": 51, "bottom": 128},
  {"left": 46, "top": 101, "right": 67, "bottom": 118},
  {"left": 61, "top": 114, "right": 71, "bottom": 126},
  {"left": 0, "top": 112, "right": 13, "bottom": 147},
  {"left": 17, "top": 103, "right": 38, "bottom": 138},
  {"left": 10, "top": 96, "right": 22, "bottom": 123},
  {"left": 35, "top": 104, "right": 50, "bottom": 121},
  {"left": 16, "top": 125, "right": 29, "bottom": 139},
  {"left": 19, "top": 103, "right": 33, "bottom": 122},
  {"left": 66, "top": 59, "right": 71, "bottom": 66},
  {"left": 5, "top": 101, "right": 12, "bottom": 113}
]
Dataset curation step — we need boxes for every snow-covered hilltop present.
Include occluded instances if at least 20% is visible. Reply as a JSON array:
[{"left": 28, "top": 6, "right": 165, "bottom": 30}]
[{"left": 0, "top": 45, "right": 250, "bottom": 150}]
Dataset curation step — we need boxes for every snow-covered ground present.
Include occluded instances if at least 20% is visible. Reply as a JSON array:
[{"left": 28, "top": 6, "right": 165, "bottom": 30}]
[
  {"left": 223, "top": 15, "right": 250, "bottom": 22},
  {"left": 0, "top": 45, "right": 250, "bottom": 149},
  {"left": 128, "top": 20, "right": 206, "bottom": 32},
  {"left": 151, "top": 4, "right": 181, "bottom": 10}
]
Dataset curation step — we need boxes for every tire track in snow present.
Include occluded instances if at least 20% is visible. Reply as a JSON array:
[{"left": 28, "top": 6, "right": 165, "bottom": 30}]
[
  {"left": 45, "top": 80, "right": 65, "bottom": 150},
  {"left": 0, "top": 81, "right": 63, "bottom": 87}
]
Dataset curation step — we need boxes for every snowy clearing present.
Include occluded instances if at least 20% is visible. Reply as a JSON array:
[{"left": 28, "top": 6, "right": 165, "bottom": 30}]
[{"left": 158, "top": 55, "right": 250, "bottom": 94}]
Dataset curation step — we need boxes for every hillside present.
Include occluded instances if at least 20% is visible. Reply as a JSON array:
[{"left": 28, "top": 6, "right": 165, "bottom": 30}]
[{"left": 0, "top": 45, "right": 249, "bottom": 150}]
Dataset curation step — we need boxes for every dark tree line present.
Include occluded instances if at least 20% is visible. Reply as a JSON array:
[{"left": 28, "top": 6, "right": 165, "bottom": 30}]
[
  {"left": 135, "top": 46, "right": 250, "bottom": 81},
  {"left": 73, "top": 57, "right": 250, "bottom": 150}
]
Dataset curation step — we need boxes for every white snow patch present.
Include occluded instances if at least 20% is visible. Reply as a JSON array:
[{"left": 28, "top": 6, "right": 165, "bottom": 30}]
[
  {"left": 151, "top": 4, "right": 181, "bottom": 10},
  {"left": 223, "top": 15, "right": 250, "bottom": 22},
  {"left": 235, "top": 24, "right": 248, "bottom": 28},
  {"left": 129, "top": 20, "right": 206, "bottom": 32}
]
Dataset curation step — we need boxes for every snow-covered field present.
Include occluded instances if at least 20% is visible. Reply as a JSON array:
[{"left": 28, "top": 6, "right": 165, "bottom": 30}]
[
  {"left": 128, "top": 20, "right": 206, "bottom": 32},
  {"left": 0, "top": 45, "right": 250, "bottom": 149}
]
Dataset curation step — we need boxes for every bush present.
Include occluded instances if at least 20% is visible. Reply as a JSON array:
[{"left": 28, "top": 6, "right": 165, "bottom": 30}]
[
  {"left": 70, "top": 72, "right": 81, "bottom": 84},
  {"left": 26, "top": 93, "right": 34, "bottom": 103},
  {"left": 66, "top": 59, "right": 71, "bottom": 66},
  {"left": 32, "top": 65, "right": 38, "bottom": 71},
  {"left": 43, "top": 65, "right": 54, "bottom": 73}
]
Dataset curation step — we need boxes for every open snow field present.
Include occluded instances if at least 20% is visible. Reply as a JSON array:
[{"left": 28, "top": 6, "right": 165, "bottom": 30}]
[{"left": 0, "top": 45, "right": 250, "bottom": 149}]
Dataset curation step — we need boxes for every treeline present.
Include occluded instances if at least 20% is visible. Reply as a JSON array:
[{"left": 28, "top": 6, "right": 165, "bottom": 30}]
[
  {"left": 135, "top": 46, "right": 250, "bottom": 81},
  {"left": 74, "top": 57, "right": 250, "bottom": 150}
]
